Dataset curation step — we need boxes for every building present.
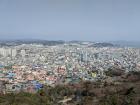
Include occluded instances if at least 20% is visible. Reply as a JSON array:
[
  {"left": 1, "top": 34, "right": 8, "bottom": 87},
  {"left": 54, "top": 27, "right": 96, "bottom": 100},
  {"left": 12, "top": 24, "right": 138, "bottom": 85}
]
[
  {"left": 21, "top": 49, "right": 26, "bottom": 57},
  {"left": 0, "top": 48, "right": 17, "bottom": 58}
]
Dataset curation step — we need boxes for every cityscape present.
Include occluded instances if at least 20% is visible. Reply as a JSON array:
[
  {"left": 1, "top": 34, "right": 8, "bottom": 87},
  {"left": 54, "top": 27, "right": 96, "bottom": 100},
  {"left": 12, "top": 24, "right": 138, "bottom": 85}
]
[
  {"left": 0, "top": 0, "right": 140, "bottom": 105},
  {"left": 0, "top": 40, "right": 139, "bottom": 104},
  {"left": 0, "top": 41, "right": 138, "bottom": 93}
]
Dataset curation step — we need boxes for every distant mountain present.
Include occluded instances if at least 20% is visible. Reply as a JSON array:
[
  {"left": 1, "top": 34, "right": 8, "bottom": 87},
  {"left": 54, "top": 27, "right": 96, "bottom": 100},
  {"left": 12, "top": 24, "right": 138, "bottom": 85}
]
[
  {"left": 111, "top": 41, "right": 140, "bottom": 48},
  {"left": 0, "top": 39, "right": 65, "bottom": 46},
  {"left": 89, "top": 42, "right": 115, "bottom": 48},
  {"left": 1, "top": 39, "right": 140, "bottom": 48}
]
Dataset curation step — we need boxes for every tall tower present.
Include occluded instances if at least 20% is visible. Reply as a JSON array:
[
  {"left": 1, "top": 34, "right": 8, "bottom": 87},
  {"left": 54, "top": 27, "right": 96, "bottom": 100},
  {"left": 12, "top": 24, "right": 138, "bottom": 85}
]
[
  {"left": 21, "top": 49, "right": 26, "bottom": 58},
  {"left": 81, "top": 51, "right": 84, "bottom": 62},
  {"left": 11, "top": 49, "right": 17, "bottom": 59},
  {"left": 0, "top": 48, "right": 5, "bottom": 57},
  {"left": 85, "top": 51, "right": 88, "bottom": 63}
]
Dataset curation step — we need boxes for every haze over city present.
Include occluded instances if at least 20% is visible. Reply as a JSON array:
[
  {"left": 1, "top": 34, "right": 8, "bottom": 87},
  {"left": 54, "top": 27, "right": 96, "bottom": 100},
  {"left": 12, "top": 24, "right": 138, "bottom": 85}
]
[
  {"left": 1, "top": 1, "right": 140, "bottom": 105},
  {"left": 0, "top": 0, "right": 140, "bottom": 41}
]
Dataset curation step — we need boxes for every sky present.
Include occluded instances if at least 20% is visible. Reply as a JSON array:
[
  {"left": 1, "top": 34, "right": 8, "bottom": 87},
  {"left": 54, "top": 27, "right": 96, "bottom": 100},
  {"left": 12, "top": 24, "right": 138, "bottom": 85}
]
[{"left": 0, "top": 0, "right": 140, "bottom": 41}]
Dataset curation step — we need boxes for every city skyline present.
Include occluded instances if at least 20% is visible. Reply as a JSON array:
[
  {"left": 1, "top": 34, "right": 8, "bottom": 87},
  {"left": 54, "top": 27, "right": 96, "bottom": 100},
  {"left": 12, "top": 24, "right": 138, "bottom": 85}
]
[{"left": 0, "top": 0, "right": 140, "bottom": 41}]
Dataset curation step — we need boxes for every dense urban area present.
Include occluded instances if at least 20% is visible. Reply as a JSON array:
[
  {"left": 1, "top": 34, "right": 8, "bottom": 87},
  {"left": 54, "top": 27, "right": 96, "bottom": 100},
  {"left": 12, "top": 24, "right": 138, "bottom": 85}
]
[{"left": 0, "top": 40, "right": 139, "bottom": 105}]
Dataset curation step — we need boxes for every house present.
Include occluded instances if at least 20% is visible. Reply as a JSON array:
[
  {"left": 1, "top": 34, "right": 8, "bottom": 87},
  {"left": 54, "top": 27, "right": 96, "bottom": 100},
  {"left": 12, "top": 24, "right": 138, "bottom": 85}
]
[{"left": 5, "top": 83, "right": 22, "bottom": 93}]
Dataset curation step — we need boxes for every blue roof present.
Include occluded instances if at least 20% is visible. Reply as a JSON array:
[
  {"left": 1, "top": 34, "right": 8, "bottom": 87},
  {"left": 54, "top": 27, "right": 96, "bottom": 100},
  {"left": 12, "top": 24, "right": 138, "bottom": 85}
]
[
  {"left": 6, "top": 73, "right": 15, "bottom": 78},
  {"left": 34, "top": 83, "right": 43, "bottom": 89},
  {"left": 0, "top": 65, "right": 4, "bottom": 68}
]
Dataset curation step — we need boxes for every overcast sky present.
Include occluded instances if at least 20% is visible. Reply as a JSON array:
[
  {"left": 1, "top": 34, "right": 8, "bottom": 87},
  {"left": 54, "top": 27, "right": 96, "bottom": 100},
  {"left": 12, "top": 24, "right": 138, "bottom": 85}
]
[{"left": 0, "top": 0, "right": 140, "bottom": 41}]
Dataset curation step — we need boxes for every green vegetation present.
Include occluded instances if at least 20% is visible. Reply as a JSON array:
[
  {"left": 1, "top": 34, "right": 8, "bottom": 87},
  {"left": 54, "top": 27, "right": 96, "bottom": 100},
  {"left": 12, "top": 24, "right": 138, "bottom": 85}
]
[
  {"left": 4, "top": 65, "right": 12, "bottom": 70},
  {"left": 0, "top": 85, "right": 73, "bottom": 105},
  {"left": 0, "top": 71, "right": 140, "bottom": 105},
  {"left": 105, "top": 67, "right": 125, "bottom": 77}
]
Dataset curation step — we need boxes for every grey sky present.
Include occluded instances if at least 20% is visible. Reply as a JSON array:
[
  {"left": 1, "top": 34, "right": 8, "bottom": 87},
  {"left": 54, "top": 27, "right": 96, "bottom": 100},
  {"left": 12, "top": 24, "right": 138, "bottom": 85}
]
[{"left": 0, "top": 0, "right": 140, "bottom": 41}]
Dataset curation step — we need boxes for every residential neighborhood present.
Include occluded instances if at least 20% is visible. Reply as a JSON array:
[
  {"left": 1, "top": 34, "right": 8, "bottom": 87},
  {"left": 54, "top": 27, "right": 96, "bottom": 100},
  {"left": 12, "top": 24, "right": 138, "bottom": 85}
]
[{"left": 0, "top": 42, "right": 140, "bottom": 94}]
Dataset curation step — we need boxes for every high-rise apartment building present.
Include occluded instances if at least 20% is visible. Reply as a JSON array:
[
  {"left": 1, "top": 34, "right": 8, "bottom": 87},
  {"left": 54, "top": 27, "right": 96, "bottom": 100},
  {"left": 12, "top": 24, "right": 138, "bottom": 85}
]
[{"left": 0, "top": 48, "right": 17, "bottom": 57}]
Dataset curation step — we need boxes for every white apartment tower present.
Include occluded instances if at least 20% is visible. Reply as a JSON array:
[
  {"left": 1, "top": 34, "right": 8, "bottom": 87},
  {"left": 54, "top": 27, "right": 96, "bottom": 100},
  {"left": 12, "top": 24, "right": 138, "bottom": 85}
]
[
  {"left": 21, "top": 49, "right": 26, "bottom": 57},
  {"left": 0, "top": 48, "right": 17, "bottom": 57}
]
